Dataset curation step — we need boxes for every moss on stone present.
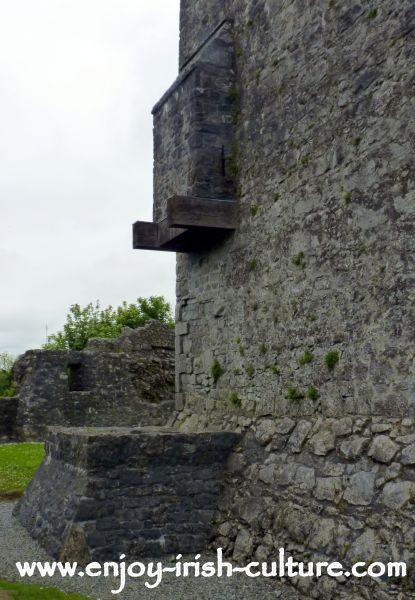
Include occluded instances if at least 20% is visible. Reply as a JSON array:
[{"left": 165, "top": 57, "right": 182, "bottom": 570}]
[
  {"left": 245, "top": 365, "right": 255, "bottom": 378},
  {"left": 291, "top": 252, "right": 306, "bottom": 269}
]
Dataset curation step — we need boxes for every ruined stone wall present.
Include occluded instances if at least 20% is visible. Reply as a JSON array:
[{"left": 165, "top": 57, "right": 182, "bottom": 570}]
[
  {"left": 13, "top": 321, "right": 175, "bottom": 440},
  {"left": 166, "top": 1, "right": 415, "bottom": 597}
]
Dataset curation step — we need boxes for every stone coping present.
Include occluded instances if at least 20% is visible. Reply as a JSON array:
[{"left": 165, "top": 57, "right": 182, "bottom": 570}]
[{"left": 48, "top": 425, "right": 235, "bottom": 436}]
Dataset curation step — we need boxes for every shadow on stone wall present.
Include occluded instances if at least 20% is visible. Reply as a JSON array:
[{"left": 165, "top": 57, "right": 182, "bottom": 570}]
[{"left": 0, "top": 396, "right": 18, "bottom": 441}]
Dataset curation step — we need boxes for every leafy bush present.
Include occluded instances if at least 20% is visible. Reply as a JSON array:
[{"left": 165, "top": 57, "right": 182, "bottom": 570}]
[{"left": 44, "top": 296, "right": 174, "bottom": 351}]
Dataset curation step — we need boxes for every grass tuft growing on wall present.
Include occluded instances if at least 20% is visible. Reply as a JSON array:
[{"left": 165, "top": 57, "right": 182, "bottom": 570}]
[
  {"left": 286, "top": 386, "right": 304, "bottom": 401},
  {"left": 298, "top": 348, "right": 313, "bottom": 365},
  {"left": 229, "top": 392, "right": 242, "bottom": 408},
  {"left": 325, "top": 351, "right": 340, "bottom": 371},
  {"left": 211, "top": 359, "right": 224, "bottom": 382},
  {"left": 307, "top": 386, "right": 319, "bottom": 401}
]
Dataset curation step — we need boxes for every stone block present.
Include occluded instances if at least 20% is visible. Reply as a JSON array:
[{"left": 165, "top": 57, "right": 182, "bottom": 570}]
[
  {"left": 401, "top": 443, "right": 415, "bottom": 465},
  {"left": 368, "top": 435, "right": 399, "bottom": 464},
  {"left": 14, "top": 427, "right": 240, "bottom": 561},
  {"left": 314, "top": 477, "right": 342, "bottom": 502},
  {"left": 380, "top": 481, "right": 415, "bottom": 510},
  {"left": 343, "top": 471, "right": 375, "bottom": 506}
]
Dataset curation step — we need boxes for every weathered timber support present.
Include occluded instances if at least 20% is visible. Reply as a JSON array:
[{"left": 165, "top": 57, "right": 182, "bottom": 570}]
[{"left": 133, "top": 196, "right": 238, "bottom": 252}]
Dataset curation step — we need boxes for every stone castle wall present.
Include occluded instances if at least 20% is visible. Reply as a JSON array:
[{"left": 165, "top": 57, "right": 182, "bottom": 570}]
[
  {"left": 13, "top": 321, "right": 175, "bottom": 440},
  {"left": 158, "top": 1, "right": 415, "bottom": 597}
]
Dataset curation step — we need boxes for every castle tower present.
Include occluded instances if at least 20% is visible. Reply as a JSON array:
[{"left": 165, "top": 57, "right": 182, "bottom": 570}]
[{"left": 133, "top": 1, "right": 415, "bottom": 597}]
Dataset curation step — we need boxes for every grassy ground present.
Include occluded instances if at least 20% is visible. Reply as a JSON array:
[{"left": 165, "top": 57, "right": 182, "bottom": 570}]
[
  {"left": 0, "top": 443, "right": 45, "bottom": 500},
  {"left": 0, "top": 580, "right": 90, "bottom": 599},
  {"left": 0, "top": 446, "right": 90, "bottom": 598}
]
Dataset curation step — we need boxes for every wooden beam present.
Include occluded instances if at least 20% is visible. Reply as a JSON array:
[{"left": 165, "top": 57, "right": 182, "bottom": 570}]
[
  {"left": 132, "top": 221, "right": 159, "bottom": 249},
  {"left": 157, "top": 219, "right": 188, "bottom": 248},
  {"left": 133, "top": 197, "right": 238, "bottom": 252},
  {"left": 132, "top": 219, "right": 189, "bottom": 251},
  {"left": 166, "top": 196, "right": 238, "bottom": 230}
]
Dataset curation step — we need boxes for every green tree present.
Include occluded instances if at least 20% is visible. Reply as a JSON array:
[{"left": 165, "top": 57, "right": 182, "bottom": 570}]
[
  {"left": 44, "top": 296, "right": 174, "bottom": 351},
  {"left": 0, "top": 353, "right": 16, "bottom": 397}
]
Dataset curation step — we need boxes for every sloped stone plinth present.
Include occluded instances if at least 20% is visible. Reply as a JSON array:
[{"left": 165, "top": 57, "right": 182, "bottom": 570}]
[{"left": 14, "top": 427, "right": 240, "bottom": 562}]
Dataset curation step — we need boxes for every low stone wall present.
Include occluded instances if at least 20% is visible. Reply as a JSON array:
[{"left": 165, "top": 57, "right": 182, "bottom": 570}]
[
  {"left": 14, "top": 427, "right": 240, "bottom": 562},
  {"left": 0, "top": 396, "right": 18, "bottom": 442},
  {"left": 13, "top": 321, "right": 175, "bottom": 440}
]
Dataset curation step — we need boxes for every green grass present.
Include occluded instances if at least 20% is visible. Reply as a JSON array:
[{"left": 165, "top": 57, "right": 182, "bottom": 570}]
[
  {"left": 0, "top": 580, "right": 90, "bottom": 599},
  {"left": 0, "top": 443, "right": 44, "bottom": 499}
]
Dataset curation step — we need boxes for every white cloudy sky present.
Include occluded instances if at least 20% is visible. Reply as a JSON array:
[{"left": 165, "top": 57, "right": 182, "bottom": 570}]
[{"left": 0, "top": 0, "right": 180, "bottom": 355}]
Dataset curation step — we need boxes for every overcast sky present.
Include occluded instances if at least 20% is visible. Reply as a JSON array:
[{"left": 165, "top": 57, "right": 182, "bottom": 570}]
[{"left": 0, "top": 0, "right": 180, "bottom": 355}]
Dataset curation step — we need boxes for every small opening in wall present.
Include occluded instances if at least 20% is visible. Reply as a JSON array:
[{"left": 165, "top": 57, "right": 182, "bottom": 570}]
[{"left": 67, "top": 364, "right": 84, "bottom": 392}]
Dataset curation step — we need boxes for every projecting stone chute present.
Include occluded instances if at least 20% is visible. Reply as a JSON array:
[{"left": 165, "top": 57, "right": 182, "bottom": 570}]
[{"left": 133, "top": 20, "right": 238, "bottom": 252}]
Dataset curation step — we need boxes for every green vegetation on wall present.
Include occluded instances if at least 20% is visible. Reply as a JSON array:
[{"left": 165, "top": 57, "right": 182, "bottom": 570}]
[
  {"left": 298, "top": 348, "right": 313, "bottom": 365},
  {"left": 286, "top": 385, "right": 305, "bottom": 401},
  {"left": 211, "top": 359, "right": 224, "bottom": 382},
  {"left": 325, "top": 350, "right": 340, "bottom": 371},
  {"left": 229, "top": 392, "right": 242, "bottom": 408},
  {"left": 291, "top": 252, "right": 306, "bottom": 269},
  {"left": 307, "top": 386, "right": 319, "bottom": 400}
]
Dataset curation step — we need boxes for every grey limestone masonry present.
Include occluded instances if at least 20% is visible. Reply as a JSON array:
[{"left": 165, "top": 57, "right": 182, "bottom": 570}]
[
  {"left": 163, "top": 0, "right": 415, "bottom": 598},
  {"left": 13, "top": 320, "right": 175, "bottom": 440},
  {"left": 14, "top": 427, "right": 240, "bottom": 562}
]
